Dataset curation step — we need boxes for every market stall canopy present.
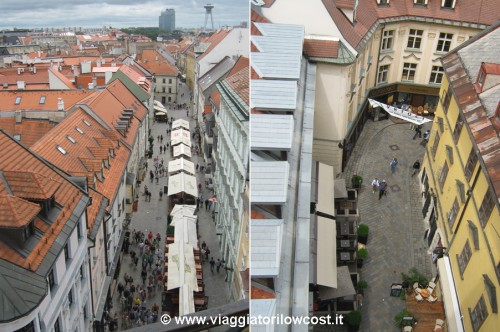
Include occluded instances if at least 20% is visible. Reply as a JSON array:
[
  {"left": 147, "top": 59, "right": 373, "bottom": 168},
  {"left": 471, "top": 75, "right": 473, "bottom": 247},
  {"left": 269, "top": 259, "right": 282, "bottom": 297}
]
[
  {"left": 368, "top": 99, "right": 432, "bottom": 125},
  {"left": 171, "top": 215, "right": 198, "bottom": 248},
  {"left": 167, "top": 243, "right": 198, "bottom": 290},
  {"left": 171, "top": 128, "right": 192, "bottom": 147},
  {"left": 168, "top": 172, "right": 197, "bottom": 197},
  {"left": 173, "top": 144, "right": 192, "bottom": 158},
  {"left": 168, "top": 158, "right": 195, "bottom": 175},
  {"left": 170, "top": 204, "right": 196, "bottom": 218},
  {"left": 172, "top": 118, "right": 190, "bottom": 130}
]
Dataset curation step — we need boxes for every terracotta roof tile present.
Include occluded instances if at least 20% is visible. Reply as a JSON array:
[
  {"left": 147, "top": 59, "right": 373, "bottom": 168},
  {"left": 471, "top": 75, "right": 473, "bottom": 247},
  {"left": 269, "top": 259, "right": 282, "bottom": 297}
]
[
  {"left": 251, "top": 9, "right": 270, "bottom": 24},
  {"left": 0, "top": 67, "right": 50, "bottom": 90},
  {"left": 2, "top": 170, "right": 62, "bottom": 200},
  {"left": 197, "top": 29, "right": 231, "bottom": 61},
  {"left": 0, "top": 118, "right": 56, "bottom": 148},
  {"left": 303, "top": 39, "right": 339, "bottom": 58},
  {"left": 321, "top": 0, "right": 500, "bottom": 50},
  {"left": 0, "top": 130, "right": 86, "bottom": 271},
  {"left": 203, "top": 104, "right": 212, "bottom": 115},
  {"left": 251, "top": 285, "right": 276, "bottom": 299},
  {"left": 86, "top": 188, "right": 107, "bottom": 235},
  {"left": 225, "top": 61, "right": 249, "bottom": 105},
  {"left": 0, "top": 90, "right": 92, "bottom": 112},
  {"left": 210, "top": 90, "right": 221, "bottom": 108},
  {"left": 0, "top": 194, "right": 41, "bottom": 228},
  {"left": 139, "top": 50, "right": 178, "bottom": 75},
  {"left": 228, "top": 56, "right": 249, "bottom": 77},
  {"left": 48, "top": 67, "right": 75, "bottom": 89}
]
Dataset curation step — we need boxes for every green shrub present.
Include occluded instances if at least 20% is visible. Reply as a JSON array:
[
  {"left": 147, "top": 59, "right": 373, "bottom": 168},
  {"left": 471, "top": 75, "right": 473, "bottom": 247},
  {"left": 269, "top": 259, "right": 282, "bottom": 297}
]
[
  {"left": 401, "top": 268, "right": 428, "bottom": 288},
  {"left": 394, "top": 309, "right": 414, "bottom": 328},
  {"left": 357, "top": 248, "right": 368, "bottom": 260},
  {"left": 358, "top": 224, "right": 369, "bottom": 237},
  {"left": 345, "top": 310, "right": 362, "bottom": 327}
]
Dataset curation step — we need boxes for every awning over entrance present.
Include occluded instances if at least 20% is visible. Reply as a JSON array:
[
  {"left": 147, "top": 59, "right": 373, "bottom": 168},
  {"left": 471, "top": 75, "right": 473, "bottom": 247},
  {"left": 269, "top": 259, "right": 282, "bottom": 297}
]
[
  {"left": 172, "top": 119, "right": 190, "bottom": 130},
  {"left": 171, "top": 128, "right": 192, "bottom": 147},
  {"left": 173, "top": 144, "right": 192, "bottom": 158},
  {"left": 437, "top": 257, "right": 465, "bottom": 332},
  {"left": 318, "top": 266, "right": 356, "bottom": 300},
  {"left": 168, "top": 158, "right": 195, "bottom": 175},
  {"left": 369, "top": 99, "right": 432, "bottom": 125}
]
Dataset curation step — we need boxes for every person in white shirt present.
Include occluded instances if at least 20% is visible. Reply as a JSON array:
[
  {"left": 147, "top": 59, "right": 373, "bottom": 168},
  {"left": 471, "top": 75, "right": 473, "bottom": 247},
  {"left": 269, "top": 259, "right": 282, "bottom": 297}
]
[{"left": 371, "top": 178, "right": 380, "bottom": 193}]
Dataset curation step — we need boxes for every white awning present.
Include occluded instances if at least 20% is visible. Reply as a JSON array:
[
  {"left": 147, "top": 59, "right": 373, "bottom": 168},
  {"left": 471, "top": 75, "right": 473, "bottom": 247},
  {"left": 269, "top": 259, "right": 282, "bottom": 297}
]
[
  {"left": 251, "top": 219, "right": 283, "bottom": 277},
  {"left": 368, "top": 99, "right": 432, "bottom": 125},
  {"left": 173, "top": 144, "right": 192, "bottom": 158},
  {"left": 168, "top": 158, "right": 195, "bottom": 175},
  {"left": 170, "top": 204, "right": 196, "bottom": 218},
  {"left": 250, "top": 114, "right": 294, "bottom": 150},
  {"left": 154, "top": 105, "right": 168, "bottom": 113},
  {"left": 171, "top": 215, "right": 198, "bottom": 249},
  {"left": 172, "top": 119, "right": 190, "bottom": 130},
  {"left": 250, "top": 161, "right": 289, "bottom": 204},
  {"left": 318, "top": 266, "right": 356, "bottom": 300},
  {"left": 167, "top": 243, "right": 198, "bottom": 291},
  {"left": 168, "top": 172, "right": 197, "bottom": 197},
  {"left": 179, "top": 284, "right": 195, "bottom": 317},
  {"left": 317, "top": 163, "right": 335, "bottom": 217},
  {"left": 317, "top": 216, "right": 337, "bottom": 288},
  {"left": 171, "top": 128, "right": 192, "bottom": 147},
  {"left": 437, "top": 257, "right": 465, "bottom": 332}
]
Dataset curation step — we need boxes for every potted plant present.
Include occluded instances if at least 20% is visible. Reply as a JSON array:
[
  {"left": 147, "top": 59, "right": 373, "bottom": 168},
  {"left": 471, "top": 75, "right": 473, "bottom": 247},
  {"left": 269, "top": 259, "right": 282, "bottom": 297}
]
[
  {"left": 394, "top": 309, "right": 415, "bottom": 328},
  {"left": 167, "top": 215, "right": 173, "bottom": 225},
  {"left": 357, "top": 280, "right": 368, "bottom": 296},
  {"left": 401, "top": 268, "right": 429, "bottom": 291},
  {"left": 345, "top": 310, "right": 362, "bottom": 332},
  {"left": 357, "top": 224, "right": 369, "bottom": 244},
  {"left": 167, "top": 225, "right": 175, "bottom": 236},
  {"left": 351, "top": 173, "right": 363, "bottom": 189},
  {"left": 357, "top": 248, "right": 368, "bottom": 268}
]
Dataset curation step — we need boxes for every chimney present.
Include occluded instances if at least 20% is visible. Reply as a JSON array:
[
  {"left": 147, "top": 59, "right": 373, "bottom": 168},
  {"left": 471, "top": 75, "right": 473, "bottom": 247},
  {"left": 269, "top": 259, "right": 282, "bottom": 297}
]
[
  {"left": 17, "top": 67, "right": 23, "bottom": 75},
  {"left": 15, "top": 110, "right": 22, "bottom": 124},
  {"left": 92, "top": 76, "right": 97, "bottom": 88},
  {"left": 33, "top": 66, "right": 36, "bottom": 74},
  {"left": 57, "top": 98, "right": 64, "bottom": 111},
  {"left": 16, "top": 81, "right": 25, "bottom": 90}
]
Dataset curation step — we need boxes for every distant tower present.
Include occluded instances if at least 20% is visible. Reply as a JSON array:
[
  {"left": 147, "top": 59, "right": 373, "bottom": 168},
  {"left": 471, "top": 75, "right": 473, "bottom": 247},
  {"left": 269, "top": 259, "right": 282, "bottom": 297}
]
[
  {"left": 204, "top": 4, "right": 215, "bottom": 32},
  {"left": 159, "top": 8, "right": 175, "bottom": 32}
]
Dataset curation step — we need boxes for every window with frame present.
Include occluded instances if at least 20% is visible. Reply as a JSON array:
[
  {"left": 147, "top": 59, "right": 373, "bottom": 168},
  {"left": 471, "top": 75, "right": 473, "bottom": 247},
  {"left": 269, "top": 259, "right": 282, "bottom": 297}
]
[
  {"left": 452, "top": 116, "right": 464, "bottom": 143},
  {"left": 377, "top": 0, "right": 390, "bottom": 5},
  {"left": 445, "top": 145, "right": 454, "bottom": 164},
  {"left": 458, "top": 240, "right": 472, "bottom": 275},
  {"left": 64, "top": 243, "right": 70, "bottom": 261},
  {"left": 470, "top": 295, "right": 488, "bottom": 331},
  {"left": 448, "top": 197, "right": 459, "bottom": 229},
  {"left": 402, "top": 63, "right": 417, "bottom": 81},
  {"left": 441, "top": 88, "right": 452, "bottom": 113},
  {"left": 437, "top": 33, "right": 453, "bottom": 52},
  {"left": 54, "top": 317, "right": 61, "bottom": 332},
  {"left": 429, "top": 66, "right": 444, "bottom": 84},
  {"left": 48, "top": 269, "right": 55, "bottom": 290},
  {"left": 468, "top": 220, "right": 479, "bottom": 250},
  {"left": 414, "top": 0, "right": 427, "bottom": 5},
  {"left": 478, "top": 189, "right": 495, "bottom": 227},
  {"left": 432, "top": 131, "right": 440, "bottom": 158},
  {"left": 163, "top": 78, "right": 166, "bottom": 84},
  {"left": 169, "top": 79, "right": 172, "bottom": 84},
  {"left": 407, "top": 29, "right": 423, "bottom": 49},
  {"left": 15, "top": 96, "right": 22, "bottom": 105},
  {"left": 456, "top": 180, "right": 466, "bottom": 203},
  {"left": 464, "top": 148, "right": 478, "bottom": 181},
  {"left": 80, "top": 265, "right": 84, "bottom": 280},
  {"left": 437, "top": 117, "right": 444, "bottom": 132},
  {"left": 483, "top": 274, "right": 498, "bottom": 314},
  {"left": 439, "top": 162, "right": 449, "bottom": 190},
  {"left": 381, "top": 30, "right": 394, "bottom": 51},
  {"left": 442, "top": 0, "right": 456, "bottom": 9},
  {"left": 377, "top": 65, "right": 390, "bottom": 84},
  {"left": 68, "top": 288, "right": 73, "bottom": 306}
]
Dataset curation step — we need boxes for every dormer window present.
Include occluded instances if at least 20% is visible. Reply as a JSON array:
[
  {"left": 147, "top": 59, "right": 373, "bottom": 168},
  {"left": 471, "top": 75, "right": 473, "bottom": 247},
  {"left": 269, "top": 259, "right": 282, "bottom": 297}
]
[
  {"left": 414, "top": 0, "right": 428, "bottom": 5},
  {"left": 377, "top": 0, "right": 390, "bottom": 5},
  {"left": 67, "top": 135, "right": 76, "bottom": 144},
  {"left": 39, "top": 96, "right": 46, "bottom": 104},
  {"left": 15, "top": 96, "right": 21, "bottom": 105},
  {"left": 442, "top": 0, "right": 456, "bottom": 9},
  {"left": 56, "top": 145, "right": 67, "bottom": 155},
  {"left": 76, "top": 127, "right": 84, "bottom": 134},
  {"left": 23, "top": 220, "right": 35, "bottom": 241},
  {"left": 83, "top": 119, "right": 91, "bottom": 127}
]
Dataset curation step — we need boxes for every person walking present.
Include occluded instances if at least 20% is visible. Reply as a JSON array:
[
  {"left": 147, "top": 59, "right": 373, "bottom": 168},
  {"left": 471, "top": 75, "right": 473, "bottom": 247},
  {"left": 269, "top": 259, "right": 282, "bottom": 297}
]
[
  {"left": 413, "top": 125, "right": 422, "bottom": 140},
  {"left": 421, "top": 130, "right": 430, "bottom": 146},
  {"left": 378, "top": 180, "right": 388, "bottom": 200},
  {"left": 159, "top": 190, "right": 163, "bottom": 201},
  {"left": 390, "top": 158, "right": 398, "bottom": 174},
  {"left": 209, "top": 258, "right": 215, "bottom": 272},
  {"left": 412, "top": 160, "right": 421, "bottom": 177},
  {"left": 216, "top": 259, "right": 222, "bottom": 273},
  {"left": 201, "top": 241, "right": 206, "bottom": 250},
  {"left": 371, "top": 178, "right": 379, "bottom": 193}
]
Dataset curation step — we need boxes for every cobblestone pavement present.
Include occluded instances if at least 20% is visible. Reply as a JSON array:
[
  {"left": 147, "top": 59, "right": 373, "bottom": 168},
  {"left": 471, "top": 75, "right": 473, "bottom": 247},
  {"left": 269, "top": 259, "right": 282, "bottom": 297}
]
[
  {"left": 109, "top": 82, "right": 230, "bottom": 331},
  {"left": 341, "top": 118, "right": 436, "bottom": 331}
]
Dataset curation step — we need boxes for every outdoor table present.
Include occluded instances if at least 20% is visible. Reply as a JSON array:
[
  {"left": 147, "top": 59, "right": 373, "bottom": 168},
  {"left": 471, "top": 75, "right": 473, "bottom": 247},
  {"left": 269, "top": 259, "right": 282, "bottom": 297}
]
[{"left": 420, "top": 289, "right": 430, "bottom": 298}]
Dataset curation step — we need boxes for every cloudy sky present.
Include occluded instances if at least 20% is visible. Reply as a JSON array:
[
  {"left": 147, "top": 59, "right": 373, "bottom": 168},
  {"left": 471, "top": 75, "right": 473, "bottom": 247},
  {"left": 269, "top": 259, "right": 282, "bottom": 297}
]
[{"left": 0, "top": 0, "right": 249, "bottom": 30}]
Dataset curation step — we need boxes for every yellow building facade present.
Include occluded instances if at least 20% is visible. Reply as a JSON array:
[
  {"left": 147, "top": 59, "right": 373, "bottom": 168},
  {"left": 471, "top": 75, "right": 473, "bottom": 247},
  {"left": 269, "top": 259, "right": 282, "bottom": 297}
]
[{"left": 421, "top": 23, "right": 500, "bottom": 332}]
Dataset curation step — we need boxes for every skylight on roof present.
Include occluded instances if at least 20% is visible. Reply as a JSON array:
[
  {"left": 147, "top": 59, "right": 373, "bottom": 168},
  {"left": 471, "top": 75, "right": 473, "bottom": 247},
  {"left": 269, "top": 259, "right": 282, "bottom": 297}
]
[
  {"left": 56, "top": 145, "right": 67, "bottom": 155},
  {"left": 83, "top": 119, "right": 91, "bottom": 127},
  {"left": 15, "top": 96, "right": 21, "bottom": 105},
  {"left": 76, "top": 127, "right": 84, "bottom": 134},
  {"left": 39, "top": 96, "right": 46, "bottom": 104},
  {"left": 67, "top": 135, "right": 76, "bottom": 143}
]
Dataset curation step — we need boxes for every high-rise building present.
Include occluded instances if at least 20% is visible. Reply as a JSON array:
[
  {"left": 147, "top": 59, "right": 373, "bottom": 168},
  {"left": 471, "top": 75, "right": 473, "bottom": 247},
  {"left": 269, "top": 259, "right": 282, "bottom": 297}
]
[{"left": 159, "top": 8, "right": 175, "bottom": 32}]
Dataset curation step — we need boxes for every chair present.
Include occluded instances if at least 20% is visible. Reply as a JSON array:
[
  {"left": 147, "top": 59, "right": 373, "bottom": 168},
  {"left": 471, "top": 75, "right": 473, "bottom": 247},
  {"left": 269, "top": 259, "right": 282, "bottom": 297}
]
[
  {"left": 412, "top": 282, "right": 419, "bottom": 290},
  {"left": 427, "top": 295, "right": 438, "bottom": 303},
  {"left": 415, "top": 287, "right": 422, "bottom": 294},
  {"left": 403, "top": 326, "right": 413, "bottom": 332},
  {"left": 415, "top": 294, "right": 423, "bottom": 302},
  {"left": 435, "top": 319, "right": 444, "bottom": 327},
  {"left": 428, "top": 281, "right": 436, "bottom": 291}
]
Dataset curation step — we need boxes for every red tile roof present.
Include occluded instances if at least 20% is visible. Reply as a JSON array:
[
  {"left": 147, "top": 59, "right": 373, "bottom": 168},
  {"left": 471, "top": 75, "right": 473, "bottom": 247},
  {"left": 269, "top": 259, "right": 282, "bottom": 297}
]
[
  {"left": 210, "top": 90, "right": 221, "bottom": 108},
  {"left": 203, "top": 104, "right": 212, "bottom": 115},
  {"left": 0, "top": 67, "right": 50, "bottom": 90},
  {"left": 0, "top": 118, "right": 56, "bottom": 147},
  {"left": 139, "top": 50, "right": 178, "bottom": 75},
  {"left": 0, "top": 194, "right": 41, "bottom": 228},
  {"left": 197, "top": 29, "right": 231, "bottom": 61},
  {"left": 31, "top": 107, "right": 130, "bottom": 207},
  {"left": 251, "top": 285, "right": 276, "bottom": 299},
  {"left": 2, "top": 170, "right": 62, "bottom": 200},
  {"left": 48, "top": 67, "right": 75, "bottom": 89},
  {"left": 303, "top": 39, "right": 339, "bottom": 59},
  {"left": 0, "top": 130, "right": 86, "bottom": 271},
  {"left": 225, "top": 60, "right": 249, "bottom": 105},
  {"left": 321, "top": 0, "right": 499, "bottom": 50},
  {"left": 228, "top": 56, "right": 249, "bottom": 77},
  {"left": 0, "top": 90, "right": 92, "bottom": 112}
]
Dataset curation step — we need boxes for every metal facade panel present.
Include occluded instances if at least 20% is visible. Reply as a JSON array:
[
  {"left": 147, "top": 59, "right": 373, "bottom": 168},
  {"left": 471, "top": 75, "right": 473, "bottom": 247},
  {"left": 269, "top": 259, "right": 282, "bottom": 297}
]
[
  {"left": 250, "top": 114, "right": 294, "bottom": 150},
  {"left": 250, "top": 161, "right": 289, "bottom": 204},
  {"left": 250, "top": 80, "right": 297, "bottom": 110},
  {"left": 250, "top": 219, "right": 283, "bottom": 277}
]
